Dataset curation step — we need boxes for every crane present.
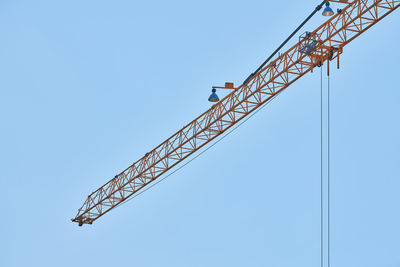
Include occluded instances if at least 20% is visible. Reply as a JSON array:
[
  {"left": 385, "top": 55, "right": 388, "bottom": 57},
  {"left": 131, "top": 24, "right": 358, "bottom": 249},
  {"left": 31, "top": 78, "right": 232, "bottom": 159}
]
[{"left": 72, "top": 0, "right": 399, "bottom": 226}]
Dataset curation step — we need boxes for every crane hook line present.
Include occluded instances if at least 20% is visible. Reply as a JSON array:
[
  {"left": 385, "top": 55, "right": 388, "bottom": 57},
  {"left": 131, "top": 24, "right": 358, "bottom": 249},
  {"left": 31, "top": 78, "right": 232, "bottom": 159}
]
[
  {"left": 320, "top": 64, "right": 332, "bottom": 267},
  {"left": 320, "top": 65, "right": 324, "bottom": 267},
  {"left": 328, "top": 69, "right": 331, "bottom": 267}
]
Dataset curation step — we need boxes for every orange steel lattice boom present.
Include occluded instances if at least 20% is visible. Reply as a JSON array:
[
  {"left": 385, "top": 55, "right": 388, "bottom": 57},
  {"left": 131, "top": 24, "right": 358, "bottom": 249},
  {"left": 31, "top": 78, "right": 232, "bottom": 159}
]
[{"left": 72, "top": 0, "right": 399, "bottom": 226}]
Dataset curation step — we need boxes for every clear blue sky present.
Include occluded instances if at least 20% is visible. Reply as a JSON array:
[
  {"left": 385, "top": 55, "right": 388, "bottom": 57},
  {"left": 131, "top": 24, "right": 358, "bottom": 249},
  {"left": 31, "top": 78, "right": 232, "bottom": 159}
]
[{"left": 1, "top": 0, "right": 399, "bottom": 266}]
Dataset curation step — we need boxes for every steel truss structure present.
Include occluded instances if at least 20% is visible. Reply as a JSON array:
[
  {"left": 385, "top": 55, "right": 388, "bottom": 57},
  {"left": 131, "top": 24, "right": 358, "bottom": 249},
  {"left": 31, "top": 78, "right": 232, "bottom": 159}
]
[{"left": 73, "top": 0, "right": 400, "bottom": 226}]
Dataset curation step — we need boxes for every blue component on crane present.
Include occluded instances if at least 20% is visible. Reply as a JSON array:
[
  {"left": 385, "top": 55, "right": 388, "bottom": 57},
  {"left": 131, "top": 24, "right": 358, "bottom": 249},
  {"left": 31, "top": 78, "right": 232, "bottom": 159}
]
[
  {"left": 299, "top": 31, "right": 318, "bottom": 55},
  {"left": 322, "top": 2, "right": 334, "bottom": 16},
  {"left": 208, "top": 88, "right": 219, "bottom": 102}
]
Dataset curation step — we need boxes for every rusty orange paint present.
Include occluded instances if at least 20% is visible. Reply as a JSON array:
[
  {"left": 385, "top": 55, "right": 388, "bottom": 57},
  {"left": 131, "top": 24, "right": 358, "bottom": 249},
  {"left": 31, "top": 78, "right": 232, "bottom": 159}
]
[{"left": 72, "top": 0, "right": 400, "bottom": 226}]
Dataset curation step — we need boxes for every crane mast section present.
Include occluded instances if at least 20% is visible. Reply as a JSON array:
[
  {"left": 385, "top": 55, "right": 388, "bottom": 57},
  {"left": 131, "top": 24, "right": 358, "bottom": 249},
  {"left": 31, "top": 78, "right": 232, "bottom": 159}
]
[{"left": 73, "top": 0, "right": 399, "bottom": 226}]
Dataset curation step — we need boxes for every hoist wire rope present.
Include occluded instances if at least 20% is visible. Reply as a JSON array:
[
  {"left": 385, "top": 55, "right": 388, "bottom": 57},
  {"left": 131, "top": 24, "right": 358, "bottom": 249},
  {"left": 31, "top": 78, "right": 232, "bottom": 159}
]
[
  {"left": 321, "top": 65, "right": 332, "bottom": 267},
  {"left": 320, "top": 65, "right": 324, "bottom": 267},
  {"left": 328, "top": 70, "right": 331, "bottom": 267}
]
